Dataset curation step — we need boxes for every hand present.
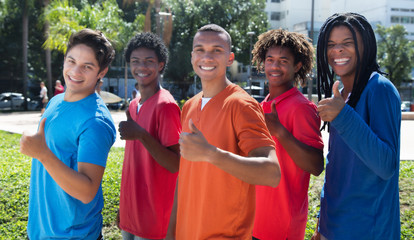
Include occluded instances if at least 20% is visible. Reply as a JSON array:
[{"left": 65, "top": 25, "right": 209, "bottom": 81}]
[
  {"left": 317, "top": 81, "right": 345, "bottom": 122},
  {"left": 264, "top": 101, "right": 284, "bottom": 137},
  {"left": 179, "top": 119, "right": 216, "bottom": 162},
  {"left": 118, "top": 109, "right": 145, "bottom": 140},
  {"left": 20, "top": 118, "right": 51, "bottom": 161}
]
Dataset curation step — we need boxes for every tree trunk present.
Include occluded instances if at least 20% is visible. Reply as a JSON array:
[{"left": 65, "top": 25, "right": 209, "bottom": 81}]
[
  {"left": 44, "top": 0, "right": 52, "bottom": 99},
  {"left": 22, "top": 0, "right": 29, "bottom": 110}
]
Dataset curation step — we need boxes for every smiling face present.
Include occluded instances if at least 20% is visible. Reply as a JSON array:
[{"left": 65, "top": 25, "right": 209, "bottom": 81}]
[
  {"left": 327, "top": 25, "right": 364, "bottom": 84},
  {"left": 129, "top": 47, "right": 164, "bottom": 88},
  {"left": 191, "top": 31, "right": 234, "bottom": 83},
  {"left": 264, "top": 46, "right": 302, "bottom": 98},
  {"left": 63, "top": 44, "right": 107, "bottom": 102}
]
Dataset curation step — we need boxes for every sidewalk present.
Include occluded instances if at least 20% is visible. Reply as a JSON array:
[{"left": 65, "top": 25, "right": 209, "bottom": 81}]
[{"left": 1, "top": 111, "right": 413, "bottom": 160}]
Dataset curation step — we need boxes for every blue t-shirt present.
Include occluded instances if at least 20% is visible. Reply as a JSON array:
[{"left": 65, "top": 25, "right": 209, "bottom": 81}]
[
  {"left": 27, "top": 93, "right": 116, "bottom": 239},
  {"left": 319, "top": 73, "right": 401, "bottom": 239}
]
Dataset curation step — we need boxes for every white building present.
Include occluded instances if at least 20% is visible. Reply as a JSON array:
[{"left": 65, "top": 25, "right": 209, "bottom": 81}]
[
  {"left": 331, "top": 0, "right": 414, "bottom": 40},
  {"left": 264, "top": 0, "right": 414, "bottom": 40}
]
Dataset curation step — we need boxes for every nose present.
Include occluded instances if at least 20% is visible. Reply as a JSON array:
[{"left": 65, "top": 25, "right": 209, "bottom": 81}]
[{"left": 333, "top": 44, "right": 344, "bottom": 52}]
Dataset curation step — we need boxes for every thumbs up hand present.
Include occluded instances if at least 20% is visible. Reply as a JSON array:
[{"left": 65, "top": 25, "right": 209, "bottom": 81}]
[
  {"left": 20, "top": 118, "right": 51, "bottom": 161},
  {"left": 264, "top": 101, "right": 284, "bottom": 137},
  {"left": 179, "top": 119, "right": 216, "bottom": 162},
  {"left": 317, "top": 81, "right": 346, "bottom": 122},
  {"left": 118, "top": 109, "right": 146, "bottom": 140}
]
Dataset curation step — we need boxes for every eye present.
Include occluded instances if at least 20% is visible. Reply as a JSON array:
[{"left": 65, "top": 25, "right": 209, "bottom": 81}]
[{"left": 344, "top": 42, "right": 354, "bottom": 47}]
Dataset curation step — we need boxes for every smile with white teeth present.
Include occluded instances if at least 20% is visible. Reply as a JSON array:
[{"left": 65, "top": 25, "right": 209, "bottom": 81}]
[
  {"left": 137, "top": 73, "right": 150, "bottom": 77},
  {"left": 69, "top": 76, "right": 82, "bottom": 82},
  {"left": 334, "top": 58, "right": 350, "bottom": 65},
  {"left": 270, "top": 73, "right": 281, "bottom": 77},
  {"left": 200, "top": 66, "right": 215, "bottom": 71}
]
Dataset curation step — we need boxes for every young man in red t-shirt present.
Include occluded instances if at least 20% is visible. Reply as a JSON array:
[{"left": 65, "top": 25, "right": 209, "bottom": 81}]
[
  {"left": 166, "top": 24, "right": 281, "bottom": 240},
  {"left": 118, "top": 32, "right": 181, "bottom": 240},
  {"left": 251, "top": 29, "right": 324, "bottom": 240}
]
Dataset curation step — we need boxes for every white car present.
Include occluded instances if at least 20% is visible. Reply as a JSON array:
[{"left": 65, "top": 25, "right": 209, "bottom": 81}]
[
  {"left": 401, "top": 101, "right": 411, "bottom": 112},
  {"left": 0, "top": 92, "right": 26, "bottom": 110}
]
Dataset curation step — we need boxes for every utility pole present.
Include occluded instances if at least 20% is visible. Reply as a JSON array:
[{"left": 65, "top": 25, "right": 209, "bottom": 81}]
[
  {"left": 308, "top": 0, "right": 315, "bottom": 102},
  {"left": 247, "top": 31, "right": 255, "bottom": 95}
]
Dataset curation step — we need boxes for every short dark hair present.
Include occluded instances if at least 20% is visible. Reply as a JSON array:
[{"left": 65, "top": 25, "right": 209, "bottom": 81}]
[
  {"left": 195, "top": 24, "right": 232, "bottom": 51},
  {"left": 252, "top": 29, "right": 314, "bottom": 87},
  {"left": 124, "top": 32, "right": 169, "bottom": 73},
  {"left": 317, "top": 12, "right": 381, "bottom": 108},
  {"left": 66, "top": 29, "right": 115, "bottom": 73}
]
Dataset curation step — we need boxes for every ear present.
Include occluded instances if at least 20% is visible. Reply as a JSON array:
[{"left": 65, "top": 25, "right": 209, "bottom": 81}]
[
  {"left": 294, "top": 61, "right": 303, "bottom": 73},
  {"left": 158, "top": 62, "right": 165, "bottom": 73},
  {"left": 227, "top": 52, "right": 235, "bottom": 67},
  {"left": 98, "top": 67, "right": 109, "bottom": 79}
]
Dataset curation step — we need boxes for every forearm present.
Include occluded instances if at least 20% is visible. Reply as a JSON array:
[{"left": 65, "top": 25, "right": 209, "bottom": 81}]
[
  {"left": 208, "top": 147, "right": 280, "bottom": 187},
  {"left": 275, "top": 126, "right": 324, "bottom": 176},
  {"left": 38, "top": 150, "right": 103, "bottom": 204},
  {"left": 332, "top": 104, "right": 399, "bottom": 179},
  {"left": 138, "top": 131, "right": 180, "bottom": 173}
]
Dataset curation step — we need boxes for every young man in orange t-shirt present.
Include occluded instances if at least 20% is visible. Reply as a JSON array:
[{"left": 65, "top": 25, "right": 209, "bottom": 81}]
[{"left": 166, "top": 24, "right": 281, "bottom": 240}]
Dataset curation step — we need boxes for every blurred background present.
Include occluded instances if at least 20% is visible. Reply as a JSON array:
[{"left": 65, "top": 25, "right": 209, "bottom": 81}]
[{"left": 0, "top": 0, "right": 413, "bottom": 112}]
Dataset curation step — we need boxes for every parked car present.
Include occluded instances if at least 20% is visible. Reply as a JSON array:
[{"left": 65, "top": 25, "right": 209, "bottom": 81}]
[
  {"left": 251, "top": 95, "right": 266, "bottom": 103},
  {"left": 401, "top": 101, "right": 411, "bottom": 112},
  {"left": 106, "top": 99, "right": 127, "bottom": 110},
  {"left": 0, "top": 92, "right": 26, "bottom": 110}
]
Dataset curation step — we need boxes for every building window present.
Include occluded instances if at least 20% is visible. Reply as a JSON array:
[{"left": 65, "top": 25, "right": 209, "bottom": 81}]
[
  {"left": 271, "top": 12, "right": 281, "bottom": 21},
  {"left": 271, "top": 0, "right": 281, "bottom": 2},
  {"left": 401, "top": 16, "right": 410, "bottom": 23},
  {"left": 391, "top": 16, "right": 400, "bottom": 23}
]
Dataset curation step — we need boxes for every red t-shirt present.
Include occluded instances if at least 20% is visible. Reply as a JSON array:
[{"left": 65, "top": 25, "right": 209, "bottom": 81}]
[
  {"left": 119, "top": 89, "right": 181, "bottom": 239},
  {"left": 176, "top": 84, "right": 275, "bottom": 240},
  {"left": 253, "top": 88, "right": 323, "bottom": 240}
]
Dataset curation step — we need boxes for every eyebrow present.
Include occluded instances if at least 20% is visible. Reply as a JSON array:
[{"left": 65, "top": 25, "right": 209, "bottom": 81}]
[
  {"left": 130, "top": 56, "right": 156, "bottom": 60},
  {"left": 67, "top": 56, "right": 97, "bottom": 67},
  {"left": 193, "top": 44, "right": 226, "bottom": 49},
  {"left": 328, "top": 37, "right": 354, "bottom": 42}
]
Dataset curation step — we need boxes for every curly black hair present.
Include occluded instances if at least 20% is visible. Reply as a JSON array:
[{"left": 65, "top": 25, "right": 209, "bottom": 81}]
[
  {"left": 66, "top": 28, "right": 115, "bottom": 73},
  {"left": 252, "top": 28, "right": 314, "bottom": 87},
  {"left": 124, "top": 32, "right": 169, "bottom": 73}
]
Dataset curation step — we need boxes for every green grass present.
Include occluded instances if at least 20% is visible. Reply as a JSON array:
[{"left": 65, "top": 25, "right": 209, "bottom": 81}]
[{"left": 0, "top": 130, "right": 413, "bottom": 239}]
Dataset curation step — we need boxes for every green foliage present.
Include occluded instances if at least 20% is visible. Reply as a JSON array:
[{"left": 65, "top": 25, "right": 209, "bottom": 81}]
[
  {"left": 44, "top": 0, "right": 145, "bottom": 53},
  {"left": 376, "top": 24, "right": 414, "bottom": 86},
  {"left": 164, "top": 0, "right": 268, "bottom": 90}
]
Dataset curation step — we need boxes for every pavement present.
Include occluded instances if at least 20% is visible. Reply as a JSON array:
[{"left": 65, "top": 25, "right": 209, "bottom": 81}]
[{"left": 1, "top": 111, "right": 413, "bottom": 160}]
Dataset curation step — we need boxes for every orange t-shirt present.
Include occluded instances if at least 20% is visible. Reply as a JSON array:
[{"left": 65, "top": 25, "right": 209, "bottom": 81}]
[{"left": 176, "top": 84, "right": 275, "bottom": 240}]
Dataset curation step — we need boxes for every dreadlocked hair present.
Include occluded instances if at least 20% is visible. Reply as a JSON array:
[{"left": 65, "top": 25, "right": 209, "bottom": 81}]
[
  {"left": 252, "top": 28, "right": 314, "bottom": 87},
  {"left": 316, "top": 12, "right": 382, "bottom": 108}
]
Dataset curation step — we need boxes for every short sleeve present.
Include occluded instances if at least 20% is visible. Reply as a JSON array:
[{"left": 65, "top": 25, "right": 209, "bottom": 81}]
[
  {"left": 77, "top": 118, "right": 116, "bottom": 167},
  {"left": 157, "top": 102, "right": 182, "bottom": 147}
]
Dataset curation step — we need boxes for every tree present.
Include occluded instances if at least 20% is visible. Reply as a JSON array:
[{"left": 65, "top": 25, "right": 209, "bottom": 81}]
[
  {"left": 43, "top": 0, "right": 145, "bottom": 100},
  {"left": 163, "top": 0, "right": 268, "bottom": 98},
  {"left": 376, "top": 24, "right": 414, "bottom": 86}
]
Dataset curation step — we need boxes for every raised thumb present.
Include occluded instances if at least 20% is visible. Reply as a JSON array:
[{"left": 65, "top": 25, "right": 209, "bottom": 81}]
[
  {"left": 332, "top": 81, "right": 341, "bottom": 98},
  {"left": 38, "top": 118, "right": 47, "bottom": 135},
  {"left": 188, "top": 119, "right": 199, "bottom": 134},
  {"left": 125, "top": 109, "right": 133, "bottom": 121}
]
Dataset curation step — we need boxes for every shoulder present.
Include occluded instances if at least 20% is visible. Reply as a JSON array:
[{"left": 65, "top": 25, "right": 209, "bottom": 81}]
[
  {"left": 366, "top": 74, "right": 400, "bottom": 101},
  {"left": 224, "top": 84, "right": 260, "bottom": 109}
]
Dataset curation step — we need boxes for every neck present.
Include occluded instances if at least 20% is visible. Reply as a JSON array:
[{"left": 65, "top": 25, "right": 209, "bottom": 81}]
[
  {"left": 268, "top": 84, "right": 293, "bottom": 100},
  {"left": 139, "top": 81, "right": 160, "bottom": 103},
  {"left": 64, "top": 89, "right": 94, "bottom": 102},
  {"left": 201, "top": 77, "right": 231, "bottom": 98}
]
